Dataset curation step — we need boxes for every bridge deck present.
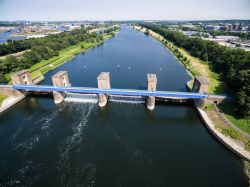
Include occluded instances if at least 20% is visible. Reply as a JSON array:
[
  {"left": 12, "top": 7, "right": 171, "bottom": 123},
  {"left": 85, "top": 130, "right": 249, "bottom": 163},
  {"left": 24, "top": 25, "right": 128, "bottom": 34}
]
[{"left": 11, "top": 84, "right": 207, "bottom": 99}]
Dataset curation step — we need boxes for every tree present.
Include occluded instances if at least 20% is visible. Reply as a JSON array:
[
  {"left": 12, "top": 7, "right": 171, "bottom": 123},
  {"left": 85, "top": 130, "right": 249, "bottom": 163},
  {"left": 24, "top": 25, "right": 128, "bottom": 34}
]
[
  {"left": 0, "top": 72, "right": 6, "bottom": 83},
  {"left": 99, "top": 35, "right": 104, "bottom": 41},
  {"left": 140, "top": 22, "right": 250, "bottom": 117},
  {"left": 145, "top": 29, "right": 150, "bottom": 35},
  {"left": 4, "top": 55, "right": 19, "bottom": 72},
  {"left": 23, "top": 51, "right": 41, "bottom": 65}
]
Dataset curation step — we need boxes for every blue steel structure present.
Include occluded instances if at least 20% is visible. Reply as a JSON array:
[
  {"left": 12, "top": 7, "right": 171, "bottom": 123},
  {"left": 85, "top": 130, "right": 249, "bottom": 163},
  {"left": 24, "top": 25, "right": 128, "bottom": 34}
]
[{"left": 12, "top": 84, "right": 207, "bottom": 99}]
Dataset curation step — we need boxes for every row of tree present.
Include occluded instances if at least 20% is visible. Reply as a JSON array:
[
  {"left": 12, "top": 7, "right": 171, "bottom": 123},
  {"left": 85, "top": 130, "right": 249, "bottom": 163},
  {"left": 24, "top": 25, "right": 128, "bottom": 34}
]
[
  {"left": 0, "top": 27, "right": 113, "bottom": 83},
  {"left": 140, "top": 23, "right": 250, "bottom": 117},
  {"left": 0, "top": 28, "right": 100, "bottom": 56}
]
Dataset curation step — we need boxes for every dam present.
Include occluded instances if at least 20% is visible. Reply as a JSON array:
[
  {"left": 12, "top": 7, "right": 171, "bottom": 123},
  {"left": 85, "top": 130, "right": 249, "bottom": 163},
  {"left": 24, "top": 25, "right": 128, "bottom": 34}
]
[{"left": 0, "top": 25, "right": 247, "bottom": 186}]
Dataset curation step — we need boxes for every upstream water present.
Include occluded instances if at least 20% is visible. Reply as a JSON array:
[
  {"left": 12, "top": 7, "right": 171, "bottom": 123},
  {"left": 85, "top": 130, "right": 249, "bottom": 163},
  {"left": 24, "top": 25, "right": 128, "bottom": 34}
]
[
  {"left": 0, "top": 25, "right": 248, "bottom": 186},
  {"left": 0, "top": 29, "right": 25, "bottom": 43}
]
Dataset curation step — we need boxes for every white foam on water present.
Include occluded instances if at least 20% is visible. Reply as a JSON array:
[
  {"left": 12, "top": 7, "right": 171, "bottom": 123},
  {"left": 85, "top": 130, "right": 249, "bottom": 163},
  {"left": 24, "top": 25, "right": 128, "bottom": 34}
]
[
  {"left": 56, "top": 103, "right": 97, "bottom": 184},
  {"left": 64, "top": 93, "right": 98, "bottom": 104},
  {"left": 109, "top": 95, "right": 146, "bottom": 104}
]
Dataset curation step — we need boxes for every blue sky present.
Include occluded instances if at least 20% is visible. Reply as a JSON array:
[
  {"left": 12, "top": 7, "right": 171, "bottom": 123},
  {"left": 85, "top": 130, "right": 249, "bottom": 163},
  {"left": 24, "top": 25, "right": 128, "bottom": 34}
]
[{"left": 0, "top": 0, "right": 250, "bottom": 21}]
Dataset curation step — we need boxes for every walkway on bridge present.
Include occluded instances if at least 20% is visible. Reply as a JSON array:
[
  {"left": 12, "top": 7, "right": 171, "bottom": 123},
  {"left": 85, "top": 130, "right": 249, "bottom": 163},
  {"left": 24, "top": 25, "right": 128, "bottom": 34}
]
[{"left": 12, "top": 84, "right": 207, "bottom": 99}]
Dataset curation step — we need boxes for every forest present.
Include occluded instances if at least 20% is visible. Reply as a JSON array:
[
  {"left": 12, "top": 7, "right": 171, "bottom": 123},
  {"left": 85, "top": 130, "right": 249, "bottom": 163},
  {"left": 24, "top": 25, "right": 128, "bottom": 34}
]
[
  {"left": 0, "top": 26, "right": 118, "bottom": 83},
  {"left": 140, "top": 23, "right": 250, "bottom": 117}
]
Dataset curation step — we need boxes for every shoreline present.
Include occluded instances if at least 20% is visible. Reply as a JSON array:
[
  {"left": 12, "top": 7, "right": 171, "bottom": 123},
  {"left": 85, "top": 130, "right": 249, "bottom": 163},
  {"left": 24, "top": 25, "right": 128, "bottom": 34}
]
[
  {"left": 133, "top": 25, "right": 250, "bottom": 165},
  {"left": 29, "top": 32, "right": 117, "bottom": 81},
  {"left": 3, "top": 31, "right": 118, "bottom": 83},
  {"left": 0, "top": 30, "right": 120, "bottom": 113}
]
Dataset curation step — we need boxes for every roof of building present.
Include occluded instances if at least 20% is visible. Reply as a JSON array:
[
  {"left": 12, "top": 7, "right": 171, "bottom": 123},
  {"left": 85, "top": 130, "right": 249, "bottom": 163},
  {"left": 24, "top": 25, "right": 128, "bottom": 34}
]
[
  {"left": 215, "top": 35, "right": 239, "bottom": 40},
  {"left": 147, "top": 74, "right": 157, "bottom": 82},
  {"left": 52, "top": 71, "right": 67, "bottom": 78},
  {"left": 13, "top": 70, "right": 29, "bottom": 76},
  {"left": 196, "top": 76, "right": 209, "bottom": 85},
  {"left": 97, "top": 72, "right": 110, "bottom": 80}
]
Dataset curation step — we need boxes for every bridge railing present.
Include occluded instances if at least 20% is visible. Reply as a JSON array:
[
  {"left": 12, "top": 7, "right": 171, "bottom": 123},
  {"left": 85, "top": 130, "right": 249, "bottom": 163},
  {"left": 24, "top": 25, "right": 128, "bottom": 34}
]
[{"left": 12, "top": 84, "right": 208, "bottom": 99}]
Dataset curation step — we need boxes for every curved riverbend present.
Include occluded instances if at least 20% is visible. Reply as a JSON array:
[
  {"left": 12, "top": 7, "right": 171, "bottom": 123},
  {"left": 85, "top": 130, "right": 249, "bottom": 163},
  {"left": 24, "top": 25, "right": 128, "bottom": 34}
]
[{"left": 0, "top": 25, "right": 248, "bottom": 186}]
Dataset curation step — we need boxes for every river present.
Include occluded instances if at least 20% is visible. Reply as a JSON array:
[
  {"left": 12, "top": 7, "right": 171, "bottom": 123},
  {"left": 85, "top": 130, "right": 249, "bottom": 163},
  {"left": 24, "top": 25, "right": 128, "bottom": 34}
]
[
  {"left": 0, "top": 25, "right": 247, "bottom": 186},
  {"left": 0, "top": 29, "right": 25, "bottom": 43}
]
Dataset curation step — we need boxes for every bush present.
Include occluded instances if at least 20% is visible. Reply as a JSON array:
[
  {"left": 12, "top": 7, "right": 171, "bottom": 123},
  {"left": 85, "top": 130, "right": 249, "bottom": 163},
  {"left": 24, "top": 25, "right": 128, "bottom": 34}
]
[
  {"left": 0, "top": 72, "right": 7, "bottom": 83},
  {"left": 222, "top": 128, "right": 240, "bottom": 139}
]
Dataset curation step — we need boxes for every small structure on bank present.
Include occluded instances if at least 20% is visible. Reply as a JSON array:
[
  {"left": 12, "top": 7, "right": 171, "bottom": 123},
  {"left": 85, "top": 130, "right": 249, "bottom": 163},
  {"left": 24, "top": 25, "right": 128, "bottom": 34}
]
[{"left": 192, "top": 76, "right": 209, "bottom": 108}]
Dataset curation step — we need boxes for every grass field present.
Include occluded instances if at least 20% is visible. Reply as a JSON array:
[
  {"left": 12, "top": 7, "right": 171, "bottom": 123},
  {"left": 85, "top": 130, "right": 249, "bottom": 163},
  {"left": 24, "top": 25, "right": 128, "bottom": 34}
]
[
  {"left": 4, "top": 33, "right": 114, "bottom": 83},
  {"left": 219, "top": 103, "right": 250, "bottom": 134},
  {"left": 0, "top": 94, "right": 7, "bottom": 106},
  {"left": 207, "top": 104, "right": 250, "bottom": 150},
  {"left": 29, "top": 34, "right": 112, "bottom": 80}
]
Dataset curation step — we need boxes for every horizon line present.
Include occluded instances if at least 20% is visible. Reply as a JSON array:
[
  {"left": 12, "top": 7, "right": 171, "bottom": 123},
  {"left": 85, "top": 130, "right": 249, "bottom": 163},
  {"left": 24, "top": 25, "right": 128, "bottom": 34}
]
[{"left": 1, "top": 19, "right": 250, "bottom": 22}]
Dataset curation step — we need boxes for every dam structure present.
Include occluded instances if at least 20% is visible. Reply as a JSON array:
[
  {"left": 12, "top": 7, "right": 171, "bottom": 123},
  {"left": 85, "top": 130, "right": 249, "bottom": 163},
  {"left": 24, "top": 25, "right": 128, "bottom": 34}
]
[
  {"left": 0, "top": 26, "right": 245, "bottom": 186},
  {"left": 0, "top": 70, "right": 226, "bottom": 110}
]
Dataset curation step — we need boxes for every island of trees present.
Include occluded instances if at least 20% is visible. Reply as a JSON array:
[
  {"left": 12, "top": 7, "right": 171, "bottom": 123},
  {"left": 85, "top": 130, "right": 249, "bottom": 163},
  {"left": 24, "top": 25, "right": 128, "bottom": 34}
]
[{"left": 140, "top": 23, "right": 249, "bottom": 117}]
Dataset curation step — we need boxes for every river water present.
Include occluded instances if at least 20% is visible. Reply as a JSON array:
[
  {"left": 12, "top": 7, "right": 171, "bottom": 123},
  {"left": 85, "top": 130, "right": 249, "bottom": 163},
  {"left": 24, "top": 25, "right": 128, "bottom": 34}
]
[
  {"left": 0, "top": 25, "right": 247, "bottom": 186},
  {"left": 0, "top": 30, "right": 25, "bottom": 43}
]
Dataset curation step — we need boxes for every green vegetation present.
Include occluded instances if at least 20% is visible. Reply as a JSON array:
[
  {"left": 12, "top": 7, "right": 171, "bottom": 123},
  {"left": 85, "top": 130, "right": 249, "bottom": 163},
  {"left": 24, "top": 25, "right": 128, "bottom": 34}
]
[
  {"left": 221, "top": 127, "right": 240, "bottom": 139},
  {"left": 145, "top": 29, "right": 150, "bottom": 35},
  {"left": 204, "top": 104, "right": 216, "bottom": 112},
  {"left": 28, "top": 34, "right": 112, "bottom": 81},
  {"left": 219, "top": 103, "right": 250, "bottom": 134},
  {"left": 0, "top": 26, "right": 119, "bottom": 83},
  {"left": 140, "top": 23, "right": 250, "bottom": 117},
  {"left": 0, "top": 94, "right": 7, "bottom": 106},
  {"left": 206, "top": 104, "right": 250, "bottom": 150},
  {"left": 137, "top": 25, "right": 226, "bottom": 95}
]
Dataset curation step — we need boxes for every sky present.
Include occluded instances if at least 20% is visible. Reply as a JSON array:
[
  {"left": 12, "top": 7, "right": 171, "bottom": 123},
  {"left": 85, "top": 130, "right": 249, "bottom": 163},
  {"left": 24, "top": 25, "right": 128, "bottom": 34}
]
[{"left": 0, "top": 0, "right": 250, "bottom": 21}]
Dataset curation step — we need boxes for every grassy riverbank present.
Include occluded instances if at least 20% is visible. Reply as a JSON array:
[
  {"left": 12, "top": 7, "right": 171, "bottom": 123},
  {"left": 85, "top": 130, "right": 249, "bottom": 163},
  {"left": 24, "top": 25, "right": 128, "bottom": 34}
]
[
  {"left": 133, "top": 26, "right": 249, "bottom": 135},
  {"left": 29, "top": 33, "right": 113, "bottom": 80},
  {"left": 219, "top": 103, "right": 250, "bottom": 134},
  {"left": 204, "top": 104, "right": 250, "bottom": 151},
  {"left": 0, "top": 94, "right": 7, "bottom": 106},
  {"left": 134, "top": 26, "right": 226, "bottom": 94},
  {"left": 5, "top": 33, "right": 115, "bottom": 82}
]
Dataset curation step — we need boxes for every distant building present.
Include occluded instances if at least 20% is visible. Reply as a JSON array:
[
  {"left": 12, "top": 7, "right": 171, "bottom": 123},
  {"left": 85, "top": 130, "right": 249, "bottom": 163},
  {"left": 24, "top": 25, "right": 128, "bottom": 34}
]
[
  {"left": 215, "top": 35, "right": 239, "bottom": 42},
  {"left": 182, "top": 31, "right": 198, "bottom": 36},
  {"left": 205, "top": 25, "right": 218, "bottom": 31}
]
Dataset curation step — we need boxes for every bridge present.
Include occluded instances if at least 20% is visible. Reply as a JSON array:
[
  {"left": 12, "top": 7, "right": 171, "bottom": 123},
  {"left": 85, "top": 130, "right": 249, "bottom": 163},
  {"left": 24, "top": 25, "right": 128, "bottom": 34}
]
[
  {"left": 0, "top": 70, "right": 227, "bottom": 111},
  {"left": 12, "top": 84, "right": 208, "bottom": 100}
]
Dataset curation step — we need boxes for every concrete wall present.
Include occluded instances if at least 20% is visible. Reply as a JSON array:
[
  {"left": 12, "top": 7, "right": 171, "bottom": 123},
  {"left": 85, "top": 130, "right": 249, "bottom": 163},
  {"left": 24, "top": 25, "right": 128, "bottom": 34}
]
[{"left": 0, "top": 85, "right": 23, "bottom": 98}]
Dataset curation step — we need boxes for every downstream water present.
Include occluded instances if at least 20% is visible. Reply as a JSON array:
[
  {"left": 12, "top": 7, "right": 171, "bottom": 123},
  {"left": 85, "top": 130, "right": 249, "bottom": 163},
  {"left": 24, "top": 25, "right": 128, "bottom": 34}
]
[{"left": 0, "top": 25, "right": 248, "bottom": 186}]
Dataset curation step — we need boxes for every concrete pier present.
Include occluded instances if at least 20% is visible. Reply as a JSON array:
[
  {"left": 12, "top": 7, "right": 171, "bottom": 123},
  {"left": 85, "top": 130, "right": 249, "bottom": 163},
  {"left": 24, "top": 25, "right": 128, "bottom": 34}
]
[
  {"left": 192, "top": 76, "right": 209, "bottom": 108},
  {"left": 52, "top": 71, "right": 71, "bottom": 104},
  {"left": 97, "top": 72, "right": 110, "bottom": 107},
  {"left": 147, "top": 74, "right": 157, "bottom": 110}
]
